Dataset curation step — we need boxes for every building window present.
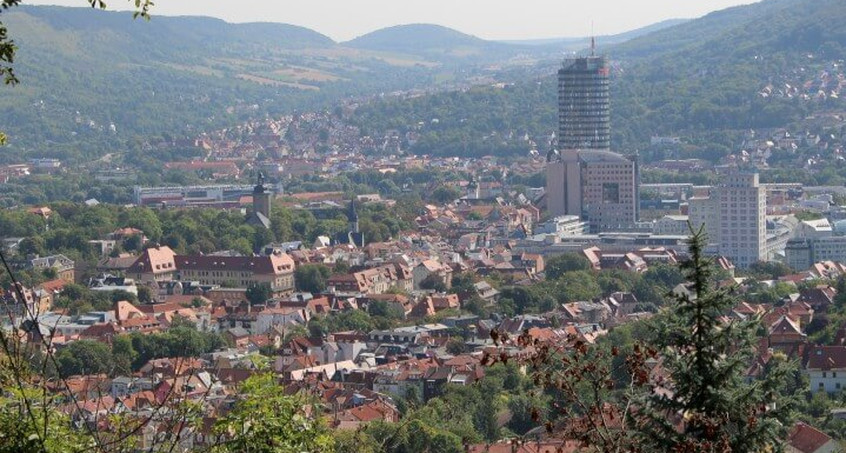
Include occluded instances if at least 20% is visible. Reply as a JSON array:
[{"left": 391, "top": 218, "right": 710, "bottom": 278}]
[
  {"left": 823, "top": 372, "right": 827, "bottom": 378},
  {"left": 602, "top": 183, "right": 619, "bottom": 204}
]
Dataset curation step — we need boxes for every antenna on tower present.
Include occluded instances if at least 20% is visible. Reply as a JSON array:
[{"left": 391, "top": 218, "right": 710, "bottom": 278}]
[{"left": 590, "top": 21, "right": 596, "bottom": 56}]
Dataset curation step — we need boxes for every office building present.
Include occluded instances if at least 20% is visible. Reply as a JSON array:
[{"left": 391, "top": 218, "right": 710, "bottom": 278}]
[
  {"left": 558, "top": 54, "right": 610, "bottom": 150},
  {"left": 688, "top": 172, "right": 767, "bottom": 268},
  {"left": 133, "top": 184, "right": 254, "bottom": 208},
  {"left": 546, "top": 46, "right": 638, "bottom": 233},
  {"left": 688, "top": 191, "right": 720, "bottom": 244},
  {"left": 785, "top": 219, "right": 846, "bottom": 270},
  {"left": 546, "top": 149, "right": 639, "bottom": 233},
  {"left": 717, "top": 172, "right": 767, "bottom": 268}
]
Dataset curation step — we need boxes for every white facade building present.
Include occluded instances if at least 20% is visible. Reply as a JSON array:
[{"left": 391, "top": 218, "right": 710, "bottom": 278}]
[
  {"left": 687, "top": 173, "right": 766, "bottom": 268},
  {"left": 717, "top": 172, "right": 767, "bottom": 268},
  {"left": 688, "top": 194, "right": 720, "bottom": 244},
  {"left": 806, "top": 346, "right": 846, "bottom": 394}
]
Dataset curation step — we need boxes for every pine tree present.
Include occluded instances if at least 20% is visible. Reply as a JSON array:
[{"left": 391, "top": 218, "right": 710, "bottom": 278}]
[{"left": 636, "top": 226, "right": 794, "bottom": 452}]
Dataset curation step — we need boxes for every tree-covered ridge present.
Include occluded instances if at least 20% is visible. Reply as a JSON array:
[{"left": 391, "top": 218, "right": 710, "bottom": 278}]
[
  {"left": 0, "top": 6, "right": 440, "bottom": 162},
  {"left": 345, "top": 24, "right": 518, "bottom": 62}
]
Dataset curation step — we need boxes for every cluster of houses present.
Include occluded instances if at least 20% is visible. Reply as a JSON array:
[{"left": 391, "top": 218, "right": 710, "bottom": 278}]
[
  {"left": 10, "top": 262, "right": 845, "bottom": 451},
  {"left": 4, "top": 188, "right": 846, "bottom": 449}
]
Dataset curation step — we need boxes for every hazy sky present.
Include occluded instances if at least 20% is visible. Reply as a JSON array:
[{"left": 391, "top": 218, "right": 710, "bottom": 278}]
[{"left": 26, "top": 0, "right": 758, "bottom": 42}]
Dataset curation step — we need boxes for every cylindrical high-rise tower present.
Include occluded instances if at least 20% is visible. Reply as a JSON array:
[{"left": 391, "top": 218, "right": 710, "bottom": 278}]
[{"left": 558, "top": 55, "right": 610, "bottom": 150}]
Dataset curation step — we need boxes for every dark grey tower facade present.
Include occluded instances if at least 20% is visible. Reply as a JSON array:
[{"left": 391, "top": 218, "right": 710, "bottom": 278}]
[
  {"left": 253, "top": 172, "right": 271, "bottom": 220},
  {"left": 558, "top": 55, "right": 610, "bottom": 150},
  {"left": 246, "top": 172, "right": 272, "bottom": 229}
]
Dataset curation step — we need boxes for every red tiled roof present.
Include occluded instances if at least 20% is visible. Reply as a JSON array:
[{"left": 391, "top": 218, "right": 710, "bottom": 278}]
[
  {"left": 788, "top": 422, "right": 833, "bottom": 453},
  {"left": 769, "top": 316, "right": 803, "bottom": 336},
  {"left": 127, "top": 246, "right": 176, "bottom": 275},
  {"left": 39, "top": 279, "right": 67, "bottom": 293},
  {"left": 174, "top": 252, "right": 294, "bottom": 275},
  {"left": 805, "top": 346, "right": 846, "bottom": 371}
]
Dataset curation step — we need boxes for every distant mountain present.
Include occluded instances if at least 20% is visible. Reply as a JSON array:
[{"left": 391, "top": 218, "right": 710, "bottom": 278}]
[
  {"left": 610, "top": 0, "right": 846, "bottom": 141},
  {"left": 8, "top": 1, "right": 832, "bottom": 168},
  {"left": 500, "top": 19, "right": 689, "bottom": 49},
  {"left": 612, "top": 0, "right": 795, "bottom": 59},
  {"left": 344, "top": 24, "right": 517, "bottom": 61},
  {"left": 0, "top": 6, "right": 442, "bottom": 163}
]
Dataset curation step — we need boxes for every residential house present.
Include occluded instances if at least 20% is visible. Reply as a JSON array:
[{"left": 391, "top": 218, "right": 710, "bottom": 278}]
[
  {"left": 408, "top": 298, "right": 436, "bottom": 319},
  {"left": 768, "top": 315, "right": 807, "bottom": 354},
  {"left": 97, "top": 253, "right": 139, "bottom": 274},
  {"left": 29, "top": 254, "right": 75, "bottom": 282},
  {"left": 412, "top": 259, "right": 453, "bottom": 290},
  {"left": 127, "top": 246, "right": 177, "bottom": 283},
  {"left": 602, "top": 292, "right": 640, "bottom": 316},
  {"left": 805, "top": 346, "right": 846, "bottom": 394},
  {"left": 333, "top": 399, "right": 400, "bottom": 430},
  {"left": 787, "top": 422, "right": 840, "bottom": 453},
  {"left": 429, "top": 294, "right": 459, "bottom": 311},
  {"left": 514, "top": 253, "right": 545, "bottom": 273},
  {"left": 599, "top": 253, "right": 648, "bottom": 273},
  {"left": 797, "top": 286, "right": 837, "bottom": 313},
  {"left": 470, "top": 281, "right": 500, "bottom": 303},
  {"left": 359, "top": 294, "right": 414, "bottom": 318},
  {"left": 254, "top": 307, "right": 309, "bottom": 335},
  {"left": 328, "top": 263, "right": 412, "bottom": 294},
  {"left": 1, "top": 283, "right": 52, "bottom": 319}
]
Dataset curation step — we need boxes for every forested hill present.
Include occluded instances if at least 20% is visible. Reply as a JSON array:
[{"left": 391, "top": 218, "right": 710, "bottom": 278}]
[
  {"left": 350, "top": 0, "right": 846, "bottom": 160},
  {"left": 345, "top": 24, "right": 516, "bottom": 62},
  {"left": 502, "top": 19, "right": 690, "bottom": 49},
  {"left": 13, "top": 6, "right": 336, "bottom": 52},
  {"left": 0, "top": 6, "right": 642, "bottom": 164},
  {"left": 0, "top": 6, "right": 345, "bottom": 163},
  {"left": 611, "top": 0, "right": 796, "bottom": 59},
  {"left": 346, "top": 21, "right": 689, "bottom": 60},
  {"left": 0, "top": 7, "right": 485, "bottom": 163}
]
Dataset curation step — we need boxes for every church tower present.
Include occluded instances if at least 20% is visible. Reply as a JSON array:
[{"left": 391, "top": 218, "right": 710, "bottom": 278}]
[
  {"left": 253, "top": 172, "right": 271, "bottom": 219},
  {"left": 247, "top": 171, "right": 272, "bottom": 229}
]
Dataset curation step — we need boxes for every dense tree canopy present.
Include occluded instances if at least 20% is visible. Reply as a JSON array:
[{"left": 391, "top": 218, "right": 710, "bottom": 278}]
[
  {"left": 294, "top": 264, "right": 331, "bottom": 294},
  {"left": 212, "top": 373, "right": 334, "bottom": 453},
  {"left": 544, "top": 253, "right": 592, "bottom": 279}
]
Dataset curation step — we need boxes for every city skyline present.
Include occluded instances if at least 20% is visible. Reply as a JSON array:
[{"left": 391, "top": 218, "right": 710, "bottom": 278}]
[{"left": 26, "top": 0, "right": 758, "bottom": 42}]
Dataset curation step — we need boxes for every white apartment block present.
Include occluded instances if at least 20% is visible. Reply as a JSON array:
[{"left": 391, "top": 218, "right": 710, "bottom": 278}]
[
  {"left": 688, "top": 195, "right": 720, "bottom": 244},
  {"left": 717, "top": 172, "right": 767, "bottom": 268},
  {"left": 687, "top": 172, "right": 766, "bottom": 268}
]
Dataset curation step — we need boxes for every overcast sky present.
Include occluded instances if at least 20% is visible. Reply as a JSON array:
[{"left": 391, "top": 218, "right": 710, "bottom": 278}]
[{"left": 26, "top": 0, "right": 758, "bottom": 42}]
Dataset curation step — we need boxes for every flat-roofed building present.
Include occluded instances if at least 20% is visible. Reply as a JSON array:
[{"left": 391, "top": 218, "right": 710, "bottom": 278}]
[{"left": 546, "top": 149, "right": 639, "bottom": 233}]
